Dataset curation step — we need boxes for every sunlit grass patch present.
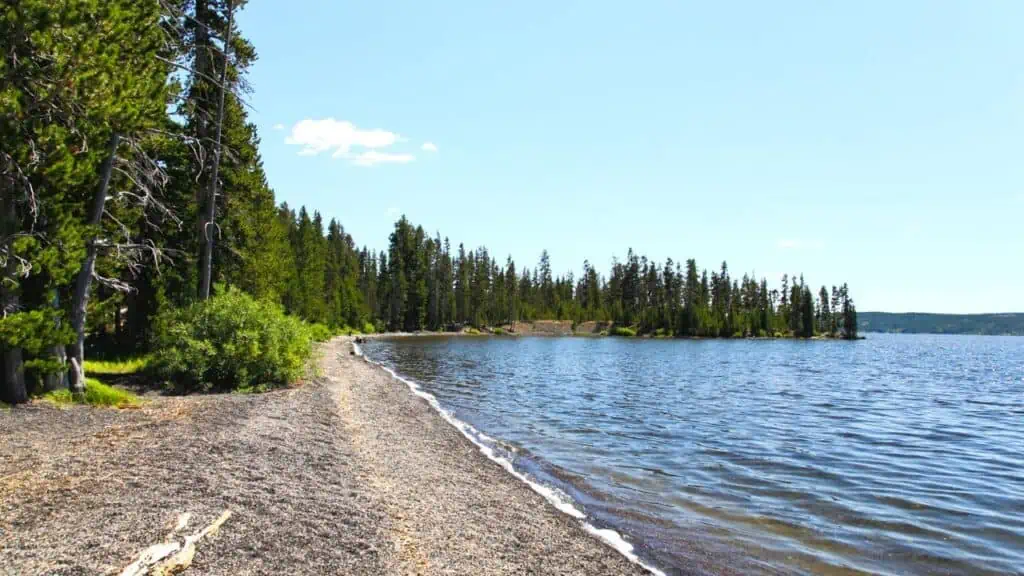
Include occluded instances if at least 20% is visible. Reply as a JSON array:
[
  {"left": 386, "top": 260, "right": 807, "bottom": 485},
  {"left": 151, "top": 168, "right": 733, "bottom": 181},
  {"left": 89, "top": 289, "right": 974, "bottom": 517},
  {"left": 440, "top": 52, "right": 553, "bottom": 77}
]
[
  {"left": 83, "top": 356, "right": 151, "bottom": 375},
  {"left": 41, "top": 378, "right": 141, "bottom": 408}
]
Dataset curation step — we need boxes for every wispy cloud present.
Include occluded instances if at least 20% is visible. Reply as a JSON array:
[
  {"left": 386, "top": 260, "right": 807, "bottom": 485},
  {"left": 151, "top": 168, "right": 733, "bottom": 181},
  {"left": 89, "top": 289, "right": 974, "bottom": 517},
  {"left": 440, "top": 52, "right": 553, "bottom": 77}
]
[
  {"left": 283, "top": 118, "right": 429, "bottom": 166},
  {"left": 349, "top": 150, "right": 415, "bottom": 166},
  {"left": 777, "top": 239, "right": 801, "bottom": 249},
  {"left": 285, "top": 118, "right": 401, "bottom": 157},
  {"left": 272, "top": 123, "right": 285, "bottom": 131}
]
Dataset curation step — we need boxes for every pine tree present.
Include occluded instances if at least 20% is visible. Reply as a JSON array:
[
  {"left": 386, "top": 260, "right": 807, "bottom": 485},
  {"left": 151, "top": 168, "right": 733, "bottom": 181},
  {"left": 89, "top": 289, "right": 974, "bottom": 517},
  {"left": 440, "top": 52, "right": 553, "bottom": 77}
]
[
  {"left": 841, "top": 283, "right": 858, "bottom": 340},
  {"left": 800, "top": 285, "right": 815, "bottom": 338},
  {"left": 818, "top": 286, "right": 831, "bottom": 336}
]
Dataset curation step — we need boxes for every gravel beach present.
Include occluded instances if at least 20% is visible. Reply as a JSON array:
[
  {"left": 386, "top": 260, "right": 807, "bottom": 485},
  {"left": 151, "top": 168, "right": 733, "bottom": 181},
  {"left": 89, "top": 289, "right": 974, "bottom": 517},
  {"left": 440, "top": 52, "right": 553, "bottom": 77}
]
[{"left": 0, "top": 338, "right": 647, "bottom": 575}]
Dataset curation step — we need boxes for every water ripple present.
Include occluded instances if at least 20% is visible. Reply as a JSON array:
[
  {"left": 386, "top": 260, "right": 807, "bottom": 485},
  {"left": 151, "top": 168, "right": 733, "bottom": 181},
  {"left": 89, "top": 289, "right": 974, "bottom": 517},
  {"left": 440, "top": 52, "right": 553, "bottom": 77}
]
[{"left": 364, "top": 334, "right": 1024, "bottom": 576}]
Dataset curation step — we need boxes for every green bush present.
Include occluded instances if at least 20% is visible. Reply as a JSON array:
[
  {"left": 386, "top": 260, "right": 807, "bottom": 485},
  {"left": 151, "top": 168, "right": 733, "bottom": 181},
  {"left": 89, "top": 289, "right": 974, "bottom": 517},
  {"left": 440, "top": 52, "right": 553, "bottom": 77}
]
[
  {"left": 42, "top": 378, "right": 140, "bottom": 408},
  {"left": 492, "top": 327, "right": 506, "bottom": 335},
  {"left": 362, "top": 322, "right": 376, "bottom": 334},
  {"left": 309, "top": 323, "right": 334, "bottom": 342},
  {"left": 611, "top": 326, "right": 637, "bottom": 337},
  {"left": 152, "top": 288, "right": 313, "bottom": 392}
]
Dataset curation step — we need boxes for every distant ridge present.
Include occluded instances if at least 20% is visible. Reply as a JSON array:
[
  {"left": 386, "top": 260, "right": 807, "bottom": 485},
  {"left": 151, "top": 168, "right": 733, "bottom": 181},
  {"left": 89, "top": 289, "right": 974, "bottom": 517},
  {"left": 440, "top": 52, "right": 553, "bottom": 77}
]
[{"left": 859, "top": 312, "right": 1024, "bottom": 336}]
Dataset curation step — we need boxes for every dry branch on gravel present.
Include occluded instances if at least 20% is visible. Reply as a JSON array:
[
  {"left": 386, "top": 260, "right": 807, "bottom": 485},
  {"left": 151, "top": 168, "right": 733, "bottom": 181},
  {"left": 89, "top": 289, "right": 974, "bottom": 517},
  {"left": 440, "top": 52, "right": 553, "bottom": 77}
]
[{"left": 118, "top": 510, "right": 231, "bottom": 576}]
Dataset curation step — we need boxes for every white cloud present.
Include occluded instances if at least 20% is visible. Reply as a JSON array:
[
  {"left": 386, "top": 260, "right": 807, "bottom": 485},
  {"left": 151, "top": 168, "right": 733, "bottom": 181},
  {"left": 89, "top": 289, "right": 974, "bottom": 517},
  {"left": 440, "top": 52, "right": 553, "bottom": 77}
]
[
  {"left": 272, "top": 123, "right": 285, "bottom": 131},
  {"left": 421, "top": 141, "right": 438, "bottom": 153},
  {"left": 349, "top": 150, "right": 415, "bottom": 167},
  {"left": 777, "top": 239, "right": 801, "bottom": 249},
  {"left": 285, "top": 118, "right": 401, "bottom": 157}
]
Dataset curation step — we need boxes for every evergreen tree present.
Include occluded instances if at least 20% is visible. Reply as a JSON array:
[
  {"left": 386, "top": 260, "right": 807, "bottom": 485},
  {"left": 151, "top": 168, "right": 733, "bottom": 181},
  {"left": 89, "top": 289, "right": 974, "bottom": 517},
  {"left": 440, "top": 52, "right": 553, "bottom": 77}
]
[
  {"left": 800, "top": 285, "right": 815, "bottom": 338},
  {"left": 841, "top": 283, "right": 858, "bottom": 340},
  {"left": 817, "top": 286, "right": 831, "bottom": 335}
]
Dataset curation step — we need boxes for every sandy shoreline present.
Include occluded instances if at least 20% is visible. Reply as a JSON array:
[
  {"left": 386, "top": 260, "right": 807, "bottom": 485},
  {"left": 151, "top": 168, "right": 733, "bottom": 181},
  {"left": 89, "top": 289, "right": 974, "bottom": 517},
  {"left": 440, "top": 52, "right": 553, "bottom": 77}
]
[{"left": 0, "top": 337, "right": 648, "bottom": 575}]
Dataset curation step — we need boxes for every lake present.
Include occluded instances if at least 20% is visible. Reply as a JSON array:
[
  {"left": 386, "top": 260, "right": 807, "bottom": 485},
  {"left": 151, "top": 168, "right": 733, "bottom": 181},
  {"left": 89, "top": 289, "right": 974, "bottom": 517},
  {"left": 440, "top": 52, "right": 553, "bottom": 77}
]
[{"left": 359, "top": 334, "right": 1024, "bottom": 575}]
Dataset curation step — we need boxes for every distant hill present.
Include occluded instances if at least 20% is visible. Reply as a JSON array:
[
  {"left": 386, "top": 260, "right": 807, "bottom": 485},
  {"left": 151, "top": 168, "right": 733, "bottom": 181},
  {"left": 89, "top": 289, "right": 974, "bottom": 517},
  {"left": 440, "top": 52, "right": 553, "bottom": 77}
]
[{"left": 859, "top": 312, "right": 1024, "bottom": 336}]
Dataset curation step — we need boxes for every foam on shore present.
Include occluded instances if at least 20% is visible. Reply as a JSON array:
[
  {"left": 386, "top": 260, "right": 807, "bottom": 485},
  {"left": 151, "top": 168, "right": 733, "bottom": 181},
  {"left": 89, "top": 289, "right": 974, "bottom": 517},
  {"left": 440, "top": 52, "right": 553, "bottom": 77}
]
[{"left": 352, "top": 341, "right": 666, "bottom": 576}]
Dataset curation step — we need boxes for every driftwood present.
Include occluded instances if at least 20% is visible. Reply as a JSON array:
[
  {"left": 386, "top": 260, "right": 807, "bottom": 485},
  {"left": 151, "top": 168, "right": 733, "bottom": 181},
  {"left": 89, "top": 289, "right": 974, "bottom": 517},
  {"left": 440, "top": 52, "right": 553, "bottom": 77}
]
[{"left": 119, "top": 510, "right": 231, "bottom": 576}]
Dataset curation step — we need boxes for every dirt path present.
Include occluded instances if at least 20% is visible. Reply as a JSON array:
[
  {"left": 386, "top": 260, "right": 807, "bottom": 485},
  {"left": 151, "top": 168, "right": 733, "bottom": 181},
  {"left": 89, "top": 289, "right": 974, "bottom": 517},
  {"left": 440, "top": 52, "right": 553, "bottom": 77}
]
[
  {"left": 327, "top": 338, "right": 646, "bottom": 575},
  {"left": 0, "top": 339, "right": 646, "bottom": 575},
  {"left": 1, "top": 359, "right": 392, "bottom": 575}
]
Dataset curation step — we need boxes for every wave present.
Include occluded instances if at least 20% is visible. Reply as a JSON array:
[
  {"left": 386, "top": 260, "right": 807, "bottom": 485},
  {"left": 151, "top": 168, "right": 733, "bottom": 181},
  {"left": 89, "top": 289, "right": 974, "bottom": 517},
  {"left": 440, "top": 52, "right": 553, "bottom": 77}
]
[{"left": 352, "top": 342, "right": 666, "bottom": 576}]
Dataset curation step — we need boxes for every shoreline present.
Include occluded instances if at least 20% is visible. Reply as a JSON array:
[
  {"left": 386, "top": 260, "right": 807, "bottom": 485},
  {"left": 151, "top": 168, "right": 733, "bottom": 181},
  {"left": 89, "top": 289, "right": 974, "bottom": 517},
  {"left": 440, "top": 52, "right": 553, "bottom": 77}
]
[
  {"left": 1, "top": 337, "right": 652, "bottom": 575},
  {"left": 351, "top": 338, "right": 666, "bottom": 576}
]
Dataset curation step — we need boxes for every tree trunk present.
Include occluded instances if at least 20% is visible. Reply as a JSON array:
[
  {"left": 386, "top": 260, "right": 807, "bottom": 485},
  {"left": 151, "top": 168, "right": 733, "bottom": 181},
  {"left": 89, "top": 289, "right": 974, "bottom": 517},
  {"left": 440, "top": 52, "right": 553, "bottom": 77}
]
[
  {"left": 43, "top": 344, "right": 68, "bottom": 392},
  {"left": 68, "top": 132, "right": 120, "bottom": 395},
  {"left": 198, "top": 0, "right": 233, "bottom": 300},
  {"left": 44, "top": 289, "right": 69, "bottom": 391},
  {"left": 0, "top": 179, "right": 26, "bottom": 403}
]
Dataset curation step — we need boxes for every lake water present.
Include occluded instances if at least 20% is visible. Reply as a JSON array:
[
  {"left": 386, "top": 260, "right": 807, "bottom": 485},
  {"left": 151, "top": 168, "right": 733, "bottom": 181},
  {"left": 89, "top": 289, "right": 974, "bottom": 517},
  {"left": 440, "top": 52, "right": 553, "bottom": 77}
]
[{"left": 359, "top": 334, "right": 1024, "bottom": 575}]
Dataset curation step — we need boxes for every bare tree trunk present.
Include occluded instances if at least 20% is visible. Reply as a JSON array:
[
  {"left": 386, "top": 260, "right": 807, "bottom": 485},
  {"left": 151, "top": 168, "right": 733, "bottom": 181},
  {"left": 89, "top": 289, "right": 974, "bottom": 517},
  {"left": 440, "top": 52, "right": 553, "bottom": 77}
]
[
  {"left": 198, "top": 0, "right": 233, "bottom": 300},
  {"left": 44, "top": 289, "right": 69, "bottom": 391},
  {"left": 68, "top": 133, "right": 120, "bottom": 395},
  {"left": 0, "top": 193, "right": 25, "bottom": 404}
]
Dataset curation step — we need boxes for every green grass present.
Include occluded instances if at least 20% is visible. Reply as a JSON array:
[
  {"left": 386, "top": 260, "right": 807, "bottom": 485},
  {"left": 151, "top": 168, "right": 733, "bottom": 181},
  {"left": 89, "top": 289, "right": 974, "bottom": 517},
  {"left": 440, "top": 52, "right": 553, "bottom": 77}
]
[
  {"left": 41, "top": 378, "right": 141, "bottom": 408},
  {"left": 491, "top": 327, "right": 506, "bottom": 335},
  {"left": 465, "top": 327, "right": 481, "bottom": 335},
  {"left": 83, "top": 356, "right": 151, "bottom": 376},
  {"left": 610, "top": 326, "right": 637, "bottom": 337}
]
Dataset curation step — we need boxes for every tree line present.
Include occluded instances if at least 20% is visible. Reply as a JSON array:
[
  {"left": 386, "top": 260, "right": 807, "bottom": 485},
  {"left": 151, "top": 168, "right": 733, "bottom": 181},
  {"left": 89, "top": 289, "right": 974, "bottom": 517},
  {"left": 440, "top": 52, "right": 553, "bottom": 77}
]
[
  {"left": 280, "top": 213, "right": 858, "bottom": 342},
  {"left": 0, "top": 0, "right": 857, "bottom": 404}
]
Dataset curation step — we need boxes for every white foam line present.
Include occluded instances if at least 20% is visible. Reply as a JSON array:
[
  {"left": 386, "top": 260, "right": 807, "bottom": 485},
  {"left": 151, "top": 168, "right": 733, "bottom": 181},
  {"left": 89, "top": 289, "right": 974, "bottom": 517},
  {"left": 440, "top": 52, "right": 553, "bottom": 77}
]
[{"left": 351, "top": 341, "right": 666, "bottom": 576}]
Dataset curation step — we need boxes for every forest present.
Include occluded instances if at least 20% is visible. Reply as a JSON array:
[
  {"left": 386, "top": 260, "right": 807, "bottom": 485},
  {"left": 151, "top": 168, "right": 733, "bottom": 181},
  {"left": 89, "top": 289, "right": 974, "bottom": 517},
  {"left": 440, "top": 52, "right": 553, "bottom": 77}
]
[
  {"left": 0, "top": 0, "right": 857, "bottom": 405},
  {"left": 858, "top": 313, "right": 1024, "bottom": 336}
]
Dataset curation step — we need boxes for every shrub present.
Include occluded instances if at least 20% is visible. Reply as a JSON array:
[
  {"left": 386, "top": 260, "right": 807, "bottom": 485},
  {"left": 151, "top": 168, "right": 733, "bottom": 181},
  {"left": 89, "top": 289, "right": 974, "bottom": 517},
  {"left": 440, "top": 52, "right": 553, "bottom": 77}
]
[
  {"left": 611, "top": 326, "right": 637, "bottom": 337},
  {"left": 492, "top": 327, "right": 506, "bottom": 335},
  {"left": 42, "top": 378, "right": 140, "bottom": 408},
  {"left": 309, "top": 323, "right": 334, "bottom": 342},
  {"left": 362, "top": 322, "right": 376, "bottom": 334},
  {"left": 152, "top": 288, "right": 313, "bottom": 392},
  {"left": 757, "top": 329, "right": 768, "bottom": 338}
]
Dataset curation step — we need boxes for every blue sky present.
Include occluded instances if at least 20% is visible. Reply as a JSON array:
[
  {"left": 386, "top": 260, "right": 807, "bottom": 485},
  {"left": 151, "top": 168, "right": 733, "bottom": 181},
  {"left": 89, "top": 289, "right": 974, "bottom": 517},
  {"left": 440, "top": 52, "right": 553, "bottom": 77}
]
[{"left": 237, "top": 1, "right": 1023, "bottom": 314}]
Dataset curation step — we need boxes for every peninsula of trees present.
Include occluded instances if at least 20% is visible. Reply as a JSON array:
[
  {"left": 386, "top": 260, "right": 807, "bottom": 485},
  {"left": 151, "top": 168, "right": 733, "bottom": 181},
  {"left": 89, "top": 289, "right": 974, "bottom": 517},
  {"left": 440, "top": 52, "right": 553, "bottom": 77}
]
[
  {"left": 289, "top": 213, "right": 859, "bottom": 341},
  {"left": 0, "top": 0, "right": 857, "bottom": 404}
]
